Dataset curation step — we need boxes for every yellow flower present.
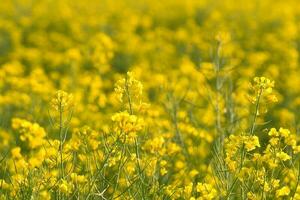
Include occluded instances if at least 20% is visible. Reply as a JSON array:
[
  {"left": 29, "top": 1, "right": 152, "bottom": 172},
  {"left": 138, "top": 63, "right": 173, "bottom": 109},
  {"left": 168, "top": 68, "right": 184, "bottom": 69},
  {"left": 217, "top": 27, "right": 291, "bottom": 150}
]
[
  {"left": 58, "top": 180, "right": 73, "bottom": 194},
  {"left": 268, "top": 128, "right": 279, "bottom": 137},
  {"left": 112, "top": 111, "right": 144, "bottom": 137},
  {"left": 183, "top": 183, "right": 193, "bottom": 198},
  {"left": 225, "top": 157, "right": 237, "bottom": 171},
  {"left": 279, "top": 128, "right": 290, "bottom": 138},
  {"left": 215, "top": 31, "right": 231, "bottom": 44},
  {"left": 0, "top": 179, "right": 9, "bottom": 190},
  {"left": 293, "top": 146, "right": 300, "bottom": 154},
  {"left": 244, "top": 136, "right": 260, "bottom": 151},
  {"left": 159, "top": 168, "right": 167, "bottom": 176},
  {"left": 247, "top": 192, "right": 258, "bottom": 200},
  {"left": 270, "top": 179, "right": 280, "bottom": 189},
  {"left": 189, "top": 169, "right": 199, "bottom": 178},
  {"left": 276, "top": 151, "right": 291, "bottom": 161},
  {"left": 29, "top": 157, "right": 42, "bottom": 168},
  {"left": 249, "top": 77, "right": 277, "bottom": 105},
  {"left": 11, "top": 147, "right": 22, "bottom": 159},
  {"left": 238, "top": 167, "right": 251, "bottom": 182},
  {"left": 12, "top": 118, "right": 46, "bottom": 149},
  {"left": 51, "top": 90, "right": 74, "bottom": 112},
  {"left": 276, "top": 186, "right": 290, "bottom": 198},
  {"left": 196, "top": 183, "right": 217, "bottom": 200},
  {"left": 114, "top": 71, "right": 143, "bottom": 105},
  {"left": 269, "top": 137, "right": 279, "bottom": 146},
  {"left": 253, "top": 77, "right": 274, "bottom": 91},
  {"left": 70, "top": 173, "right": 87, "bottom": 184},
  {"left": 143, "top": 136, "right": 165, "bottom": 153}
]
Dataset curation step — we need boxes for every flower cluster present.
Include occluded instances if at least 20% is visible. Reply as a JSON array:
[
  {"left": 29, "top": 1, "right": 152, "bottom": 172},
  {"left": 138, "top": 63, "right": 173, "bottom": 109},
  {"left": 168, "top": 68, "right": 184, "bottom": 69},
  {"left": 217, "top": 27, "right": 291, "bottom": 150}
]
[
  {"left": 114, "top": 72, "right": 145, "bottom": 112},
  {"left": 0, "top": 0, "right": 300, "bottom": 199},
  {"left": 12, "top": 118, "right": 46, "bottom": 149},
  {"left": 50, "top": 90, "right": 74, "bottom": 112}
]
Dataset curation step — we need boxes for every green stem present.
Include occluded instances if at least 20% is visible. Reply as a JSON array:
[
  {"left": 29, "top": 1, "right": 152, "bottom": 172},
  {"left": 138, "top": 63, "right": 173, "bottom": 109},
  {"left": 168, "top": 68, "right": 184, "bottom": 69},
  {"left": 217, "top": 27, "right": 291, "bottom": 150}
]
[
  {"left": 59, "top": 102, "right": 64, "bottom": 179},
  {"left": 250, "top": 89, "right": 263, "bottom": 135}
]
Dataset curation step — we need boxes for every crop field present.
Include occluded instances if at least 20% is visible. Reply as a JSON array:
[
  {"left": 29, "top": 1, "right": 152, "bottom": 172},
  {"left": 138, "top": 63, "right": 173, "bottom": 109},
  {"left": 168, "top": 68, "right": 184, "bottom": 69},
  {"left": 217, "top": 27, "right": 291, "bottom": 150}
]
[{"left": 1, "top": 0, "right": 300, "bottom": 199}]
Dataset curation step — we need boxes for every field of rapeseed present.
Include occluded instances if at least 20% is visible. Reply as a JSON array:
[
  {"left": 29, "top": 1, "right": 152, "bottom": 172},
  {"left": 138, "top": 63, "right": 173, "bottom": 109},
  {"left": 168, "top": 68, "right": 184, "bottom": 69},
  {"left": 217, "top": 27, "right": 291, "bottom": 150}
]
[{"left": 1, "top": 0, "right": 300, "bottom": 199}]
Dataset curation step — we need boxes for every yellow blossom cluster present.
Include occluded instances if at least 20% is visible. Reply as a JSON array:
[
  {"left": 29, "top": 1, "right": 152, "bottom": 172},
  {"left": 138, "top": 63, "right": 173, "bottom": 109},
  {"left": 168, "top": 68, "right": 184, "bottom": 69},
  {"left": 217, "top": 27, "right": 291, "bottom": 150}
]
[{"left": 1, "top": 0, "right": 300, "bottom": 199}]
